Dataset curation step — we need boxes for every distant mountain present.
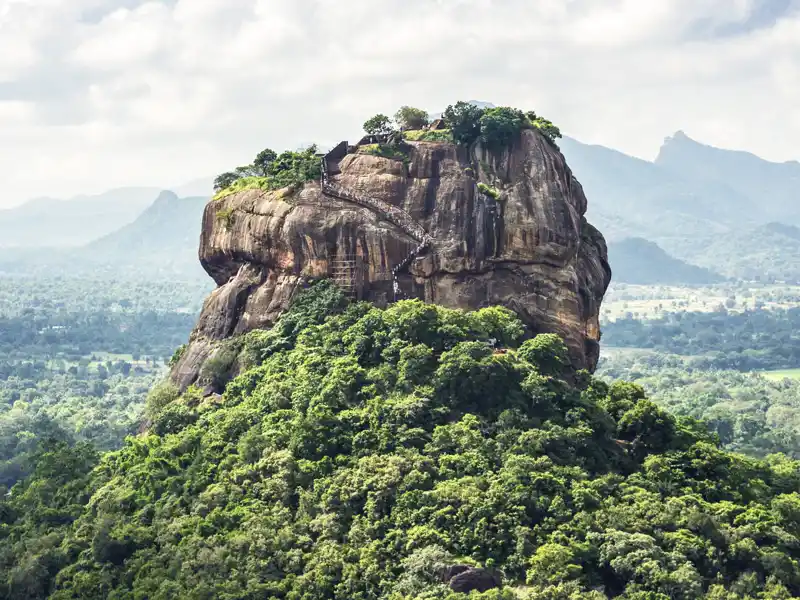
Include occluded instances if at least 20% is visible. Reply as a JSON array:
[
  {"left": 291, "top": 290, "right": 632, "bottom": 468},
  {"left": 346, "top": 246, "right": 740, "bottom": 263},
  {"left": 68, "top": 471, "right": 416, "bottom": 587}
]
[
  {"left": 0, "top": 187, "right": 161, "bottom": 248},
  {"left": 79, "top": 190, "right": 207, "bottom": 272},
  {"left": 608, "top": 238, "right": 724, "bottom": 285},
  {"left": 560, "top": 136, "right": 752, "bottom": 242},
  {"left": 560, "top": 132, "right": 800, "bottom": 282},
  {"left": 655, "top": 131, "right": 800, "bottom": 225},
  {"left": 0, "top": 191, "right": 209, "bottom": 280}
]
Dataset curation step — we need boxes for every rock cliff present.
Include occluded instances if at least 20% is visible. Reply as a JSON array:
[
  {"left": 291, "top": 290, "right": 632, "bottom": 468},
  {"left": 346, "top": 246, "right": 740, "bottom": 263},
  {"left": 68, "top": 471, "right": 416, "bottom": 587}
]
[{"left": 172, "top": 129, "right": 611, "bottom": 390}]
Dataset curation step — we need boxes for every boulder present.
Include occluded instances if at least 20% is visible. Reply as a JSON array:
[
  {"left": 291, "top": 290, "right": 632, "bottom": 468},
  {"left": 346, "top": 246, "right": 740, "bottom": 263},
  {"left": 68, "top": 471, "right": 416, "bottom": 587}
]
[{"left": 448, "top": 568, "right": 502, "bottom": 593}]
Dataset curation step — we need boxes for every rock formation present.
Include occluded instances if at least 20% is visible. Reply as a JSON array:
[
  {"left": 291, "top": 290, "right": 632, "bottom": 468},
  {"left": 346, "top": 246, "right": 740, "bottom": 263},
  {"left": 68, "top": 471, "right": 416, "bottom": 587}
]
[{"left": 171, "top": 129, "right": 611, "bottom": 390}]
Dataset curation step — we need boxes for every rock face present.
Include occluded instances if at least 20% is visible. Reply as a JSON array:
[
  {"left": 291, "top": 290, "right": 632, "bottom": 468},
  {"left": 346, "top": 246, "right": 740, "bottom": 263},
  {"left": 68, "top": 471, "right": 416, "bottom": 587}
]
[
  {"left": 448, "top": 568, "right": 502, "bottom": 593},
  {"left": 171, "top": 129, "right": 611, "bottom": 390}
]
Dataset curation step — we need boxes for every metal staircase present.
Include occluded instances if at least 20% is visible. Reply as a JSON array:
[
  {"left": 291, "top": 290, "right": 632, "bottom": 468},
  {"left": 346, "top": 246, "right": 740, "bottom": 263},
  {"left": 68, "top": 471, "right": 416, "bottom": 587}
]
[
  {"left": 330, "top": 258, "right": 358, "bottom": 299},
  {"left": 319, "top": 148, "right": 435, "bottom": 299}
]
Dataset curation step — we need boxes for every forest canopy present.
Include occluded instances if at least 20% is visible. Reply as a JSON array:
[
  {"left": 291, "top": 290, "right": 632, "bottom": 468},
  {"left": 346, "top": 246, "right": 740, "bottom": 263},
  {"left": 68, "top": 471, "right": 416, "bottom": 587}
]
[{"left": 3, "top": 281, "right": 800, "bottom": 600}]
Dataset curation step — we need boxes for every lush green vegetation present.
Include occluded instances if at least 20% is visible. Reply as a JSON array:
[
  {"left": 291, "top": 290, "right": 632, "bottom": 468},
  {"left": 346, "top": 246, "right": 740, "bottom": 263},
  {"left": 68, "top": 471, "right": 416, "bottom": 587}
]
[
  {"left": 443, "top": 102, "right": 562, "bottom": 148},
  {"left": 477, "top": 182, "right": 501, "bottom": 200},
  {"left": 358, "top": 143, "right": 410, "bottom": 162},
  {"left": 601, "top": 282, "right": 800, "bottom": 322},
  {"left": 361, "top": 102, "right": 561, "bottom": 151},
  {"left": 4, "top": 282, "right": 800, "bottom": 599},
  {"left": 363, "top": 106, "right": 431, "bottom": 137},
  {"left": 603, "top": 307, "right": 800, "bottom": 371},
  {"left": 213, "top": 146, "right": 322, "bottom": 200},
  {"left": 363, "top": 113, "right": 395, "bottom": 136},
  {"left": 0, "top": 302, "right": 196, "bottom": 360},
  {"left": 394, "top": 106, "right": 430, "bottom": 131},
  {"left": 599, "top": 349, "right": 800, "bottom": 459},
  {"left": 0, "top": 276, "right": 208, "bottom": 319},
  {"left": 403, "top": 129, "right": 453, "bottom": 143},
  {"left": 0, "top": 276, "right": 204, "bottom": 491}
]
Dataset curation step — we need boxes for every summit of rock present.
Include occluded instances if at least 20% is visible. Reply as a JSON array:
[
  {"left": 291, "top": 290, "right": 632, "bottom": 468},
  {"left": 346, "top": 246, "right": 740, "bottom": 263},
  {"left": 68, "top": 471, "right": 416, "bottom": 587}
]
[{"left": 172, "top": 127, "right": 611, "bottom": 390}]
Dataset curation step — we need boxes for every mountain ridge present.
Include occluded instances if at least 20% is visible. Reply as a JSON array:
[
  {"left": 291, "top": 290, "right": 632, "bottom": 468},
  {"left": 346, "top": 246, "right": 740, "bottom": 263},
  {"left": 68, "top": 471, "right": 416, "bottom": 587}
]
[{"left": 608, "top": 237, "right": 725, "bottom": 285}]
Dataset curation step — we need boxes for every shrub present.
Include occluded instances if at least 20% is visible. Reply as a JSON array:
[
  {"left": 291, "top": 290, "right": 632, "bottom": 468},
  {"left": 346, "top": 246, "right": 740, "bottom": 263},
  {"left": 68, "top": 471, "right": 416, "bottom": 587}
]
[
  {"left": 358, "top": 142, "right": 408, "bottom": 162},
  {"left": 168, "top": 344, "right": 187, "bottom": 367},
  {"left": 213, "top": 146, "right": 321, "bottom": 200},
  {"left": 477, "top": 182, "right": 500, "bottom": 200},
  {"left": 144, "top": 380, "right": 180, "bottom": 419},
  {"left": 403, "top": 129, "right": 453, "bottom": 142},
  {"left": 518, "top": 333, "right": 570, "bottom": 377},
  {"left": 531, "top": 117, "right": 563, "bottom": 146},
  {"left": 200, "top": 345, "right": 240, "bottom": 390},
  {"left": 151, "top": 403, "right": 197, "bottom": 436},
  {"left": 216, "top": 207, "right": 235, "bottom": 230}
]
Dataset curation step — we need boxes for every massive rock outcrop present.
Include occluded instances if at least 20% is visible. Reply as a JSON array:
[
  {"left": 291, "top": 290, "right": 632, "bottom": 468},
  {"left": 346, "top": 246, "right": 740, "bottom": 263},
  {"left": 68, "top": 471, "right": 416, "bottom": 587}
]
[{"left": 172, "top": 129, "right": 611, "bottom": 390}]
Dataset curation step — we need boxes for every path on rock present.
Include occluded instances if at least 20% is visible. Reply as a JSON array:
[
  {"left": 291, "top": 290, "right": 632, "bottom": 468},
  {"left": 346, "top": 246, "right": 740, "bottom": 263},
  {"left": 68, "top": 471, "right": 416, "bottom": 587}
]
[{"left": 320, "top": 149, "right": 434, "bottom": 292}]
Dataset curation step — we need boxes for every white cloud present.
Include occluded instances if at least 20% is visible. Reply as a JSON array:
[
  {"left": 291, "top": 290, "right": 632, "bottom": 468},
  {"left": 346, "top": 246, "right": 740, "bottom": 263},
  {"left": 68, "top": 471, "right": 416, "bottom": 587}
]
[{"left": 0, "top": 0, "right": 798, "bottom": 206}]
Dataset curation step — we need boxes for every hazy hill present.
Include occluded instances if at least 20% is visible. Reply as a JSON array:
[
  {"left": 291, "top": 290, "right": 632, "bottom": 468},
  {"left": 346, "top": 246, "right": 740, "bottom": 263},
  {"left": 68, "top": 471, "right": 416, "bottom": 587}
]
[
  {"left": 560, "top": 132, "right": 800, "bottom": 282},
  {"left": 0, "top": 191, "right": 209, "bottom": 280},
  {"left": 0, "top": 187, "right": 162, "bottom": 248},
  {"left": 559, "top": 136, "right": 752, "bottom": 242},
  {"left": 81, "top": 190, "right": 206, "bottom": 261},
  {"left": 655, "top": 131, "right": 800, "bottom": 225},
  {"left": 682, "top": 222, "right": 800, "bottom": 283},
  {"left": 608, "top": 237, "right": 724, "bottom": 284}
]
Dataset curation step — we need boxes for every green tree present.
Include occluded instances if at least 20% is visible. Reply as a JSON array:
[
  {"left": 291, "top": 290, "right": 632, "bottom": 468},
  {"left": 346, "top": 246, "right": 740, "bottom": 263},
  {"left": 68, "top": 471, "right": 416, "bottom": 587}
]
[
  {"left": 213, "top": 172, "right": 239, "bottom": 192},
  {"left": 479, "top": 106, "right": 526, "bottom": 150},
  {"left": 443, "top": 101, "right": 486, "bottom": 146},
  {"left": 532, "top": 117, "right": 563, "bottom": 145},
  {"left": 252, "top": 148, "right": 278, "bottom": 176},
  {"left": 518, "top": 333, "right": 570, "bottom": 377},
  {"left": 363, "top": 114, "right": 394, "bottom": 136},
  {"left": 394, "top": 106, "right": 429, "bottom": 130}
]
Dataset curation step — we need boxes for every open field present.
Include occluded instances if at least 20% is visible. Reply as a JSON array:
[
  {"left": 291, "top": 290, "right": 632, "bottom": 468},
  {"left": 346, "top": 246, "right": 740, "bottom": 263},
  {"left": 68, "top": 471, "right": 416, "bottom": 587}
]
[
  {"left": 601, "top": 283, "right": 800, "bottom": 322},
  {"left": 760, "top": 368, "right": 800, "bottom": 382}
]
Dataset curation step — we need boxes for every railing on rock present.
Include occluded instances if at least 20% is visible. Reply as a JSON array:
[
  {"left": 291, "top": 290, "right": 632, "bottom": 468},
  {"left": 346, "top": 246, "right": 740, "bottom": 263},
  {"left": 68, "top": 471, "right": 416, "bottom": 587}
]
[{"left": 320, "top": 142, "right": 435, "bottom": 299}]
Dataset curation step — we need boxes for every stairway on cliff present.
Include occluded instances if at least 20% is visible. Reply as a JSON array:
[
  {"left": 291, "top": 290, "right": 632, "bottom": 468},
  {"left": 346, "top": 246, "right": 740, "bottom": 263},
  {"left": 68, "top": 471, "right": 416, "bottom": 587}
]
[{"left": 320, "top": 149, "right": 435, "bottom": 299}]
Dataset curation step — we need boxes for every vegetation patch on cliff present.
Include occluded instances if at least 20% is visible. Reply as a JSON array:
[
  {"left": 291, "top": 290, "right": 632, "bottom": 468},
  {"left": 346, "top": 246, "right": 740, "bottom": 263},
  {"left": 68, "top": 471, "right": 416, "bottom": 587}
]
[
  {"left": 477, "top": 182, "right": 501, "bottom": 200},
  {"left": 4, "top": 280, "right": 800, "bottom": 599},
  {"left": 403, "top": 128, "right": 453, "bottom": 142},
  {"left": 213, "top": 145, "right": 322, "bottom": 200},
  {"left": 215, "top": 206, "right": 236, "bottom": 229},
  {"left": 442, "top": 102, "right": 562, "bottom": 149},
  {"left": 359, "top": 101, "right": 562, "bottom": 157},
  {"left": 357, "top": 142, "right": 409, "bottom": 162}
]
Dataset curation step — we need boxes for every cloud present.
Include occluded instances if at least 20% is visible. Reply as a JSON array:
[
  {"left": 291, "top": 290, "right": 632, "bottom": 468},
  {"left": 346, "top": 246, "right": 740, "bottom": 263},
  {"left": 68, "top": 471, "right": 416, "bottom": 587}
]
[{"left": 0, "top": 0, "right": 798, "bottom": 206}]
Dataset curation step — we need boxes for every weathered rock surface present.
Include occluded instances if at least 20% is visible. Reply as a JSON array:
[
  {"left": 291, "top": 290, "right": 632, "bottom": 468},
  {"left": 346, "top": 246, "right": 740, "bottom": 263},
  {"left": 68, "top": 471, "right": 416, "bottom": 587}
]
[
  {"left": 448, "top": 568, "right": 502, "bottom": 593},
  {"left": 171, "top": 129, "right": 611, "bottom": 390}
]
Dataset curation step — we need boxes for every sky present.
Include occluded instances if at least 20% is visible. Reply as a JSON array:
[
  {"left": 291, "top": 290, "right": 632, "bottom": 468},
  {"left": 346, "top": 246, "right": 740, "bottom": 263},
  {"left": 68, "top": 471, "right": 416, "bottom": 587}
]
[{"left": 1, "top": 0, "right": 799, "bottom": 207}]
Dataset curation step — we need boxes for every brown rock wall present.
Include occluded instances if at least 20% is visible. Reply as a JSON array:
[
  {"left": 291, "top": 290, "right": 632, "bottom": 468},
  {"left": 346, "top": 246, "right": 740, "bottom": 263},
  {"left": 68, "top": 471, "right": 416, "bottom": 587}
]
[{"left": 171, "top": 129, "right": 611, "bottom": 390}]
